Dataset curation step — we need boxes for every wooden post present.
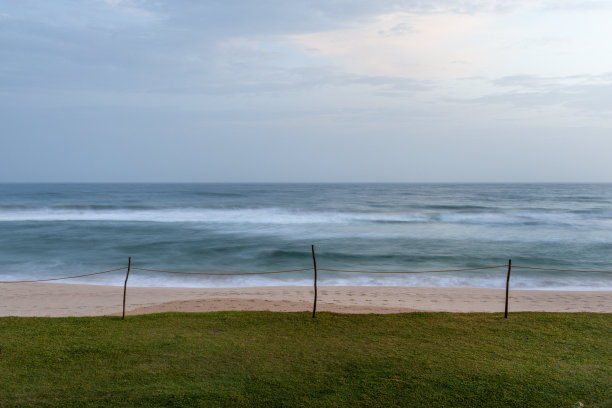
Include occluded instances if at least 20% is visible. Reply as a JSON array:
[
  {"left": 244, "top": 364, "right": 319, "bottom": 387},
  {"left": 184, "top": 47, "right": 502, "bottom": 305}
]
[
  {"left": 504, "top": 259, "right": 511, "bottom": 319},
  {"left": 122, "top": 257, "right": 131, "bottom": 320},
  {"left": 312, "top": 245, "right": 317, "bottom": 318}
]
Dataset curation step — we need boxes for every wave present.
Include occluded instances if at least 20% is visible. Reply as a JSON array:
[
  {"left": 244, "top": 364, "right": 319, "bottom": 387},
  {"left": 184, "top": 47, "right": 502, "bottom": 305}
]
[
  {"left": 0, "top": 207, "right": 428, "bottom": 224},
  {"left": 422, "top": 205, "right": 492, "bottom": 211},
  {"left": 193, "top": 191, "right": 245, "bottom": 198},
  {"left": 0, "top": 207, "right": 611, "bottom": 226},
  {"left": 437, "top": 210, "right": 612, "bottom": 226},
  {"left": 0, "top": 204, "right": 153, "bottom": 211},
  {"left": 4, "top": 269, "right": 609, "bottom": 290}
]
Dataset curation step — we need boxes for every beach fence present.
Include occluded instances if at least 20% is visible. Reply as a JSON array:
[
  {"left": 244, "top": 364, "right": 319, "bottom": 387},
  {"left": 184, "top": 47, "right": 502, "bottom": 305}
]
[{"left": 1, "top": 245, "right": 612, "bottom": 319}]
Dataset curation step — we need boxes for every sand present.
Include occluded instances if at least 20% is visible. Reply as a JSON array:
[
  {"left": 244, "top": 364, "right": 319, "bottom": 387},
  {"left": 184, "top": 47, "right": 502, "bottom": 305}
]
[{"left": 0, "top": 283, "right": 610, "bottom": 317}]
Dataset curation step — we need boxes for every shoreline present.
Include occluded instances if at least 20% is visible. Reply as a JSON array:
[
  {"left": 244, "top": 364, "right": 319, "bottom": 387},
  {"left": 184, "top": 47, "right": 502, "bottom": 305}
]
[{"left": 1, "top": 283, "right": 610, "bottom": 316}]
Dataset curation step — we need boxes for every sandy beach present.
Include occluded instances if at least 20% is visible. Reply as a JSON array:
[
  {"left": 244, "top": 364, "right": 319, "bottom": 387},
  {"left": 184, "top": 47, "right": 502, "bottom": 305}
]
[{"left": 0, "top": 283, "right": 610, "bottom": 317}]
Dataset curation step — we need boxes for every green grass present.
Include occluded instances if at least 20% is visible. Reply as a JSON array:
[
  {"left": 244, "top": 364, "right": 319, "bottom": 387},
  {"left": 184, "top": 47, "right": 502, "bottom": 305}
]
[{"left": 1, "top": 312, "right": 611, "bottom": 407}]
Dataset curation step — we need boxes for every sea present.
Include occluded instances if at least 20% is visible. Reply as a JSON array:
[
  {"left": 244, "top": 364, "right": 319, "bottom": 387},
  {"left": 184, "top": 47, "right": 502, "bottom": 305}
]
[{"left": 1, "top": 183, "right": 611, "bottom": 290}]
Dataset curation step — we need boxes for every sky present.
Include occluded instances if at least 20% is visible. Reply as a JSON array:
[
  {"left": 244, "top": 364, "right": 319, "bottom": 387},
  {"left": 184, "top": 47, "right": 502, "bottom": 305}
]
[{"left": 1, "top": 0, "right": 611, "bottom": 182}]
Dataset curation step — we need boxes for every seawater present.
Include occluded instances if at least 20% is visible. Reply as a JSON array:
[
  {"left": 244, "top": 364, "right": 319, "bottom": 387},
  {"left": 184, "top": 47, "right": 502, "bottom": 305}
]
[{"left": 1, "top": 183, "right": 611, "bottom": 290}]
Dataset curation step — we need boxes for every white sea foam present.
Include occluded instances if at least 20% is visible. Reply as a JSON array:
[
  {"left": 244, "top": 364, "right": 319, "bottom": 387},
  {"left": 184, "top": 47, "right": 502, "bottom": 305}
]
[
  {"left": 26, "top": 271, "right": 611, "bottom": 291},
  {"left": 0, "top": 207, "right": 427, "bottom": 224},
  {"left": 0, "top": 207, "right": 609, "bottom": 227},
  {"left": 438, "top": 210, "right": 610, "bottom": 226}
]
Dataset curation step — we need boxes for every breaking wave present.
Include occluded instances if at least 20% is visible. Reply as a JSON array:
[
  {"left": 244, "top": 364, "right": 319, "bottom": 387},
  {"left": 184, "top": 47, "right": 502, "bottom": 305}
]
[{"left": 0, "top": 206, "right": 610, "bottom": 227}]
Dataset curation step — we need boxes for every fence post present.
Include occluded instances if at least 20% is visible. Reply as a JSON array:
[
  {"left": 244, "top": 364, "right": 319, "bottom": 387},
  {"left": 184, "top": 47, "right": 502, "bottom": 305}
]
[
  {"left": 504, "top": 259, "right": 512, "bottom": 319},
  {"left": 312, "top": 245, "right": 317, "bottom": 318},
  {"left": 122, "top": 257, "right": 131, "bottom": 320}
]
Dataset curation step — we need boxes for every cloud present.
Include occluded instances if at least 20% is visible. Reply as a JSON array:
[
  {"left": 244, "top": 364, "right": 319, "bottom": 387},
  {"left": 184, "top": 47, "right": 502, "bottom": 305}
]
[
  {"left": 290, "top": 11, "right": 490, "bottom": 80},
  {"left": 2, "top": 1, "right": 442, "bottom": 103},
  {"left": 288, "top": 1, "right": 612, "bottom": 88},
  {"left": 462, "top": 74, "right": 612, "bottom": 121},
  {"left": 2, "top": 1, "right": 612, "bottom": 129}
]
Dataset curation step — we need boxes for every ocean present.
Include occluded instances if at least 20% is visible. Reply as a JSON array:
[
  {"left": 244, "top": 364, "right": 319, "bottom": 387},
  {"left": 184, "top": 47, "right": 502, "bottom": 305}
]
[{"left": 1, "top": 183, "right": 611, "bottom": 290}]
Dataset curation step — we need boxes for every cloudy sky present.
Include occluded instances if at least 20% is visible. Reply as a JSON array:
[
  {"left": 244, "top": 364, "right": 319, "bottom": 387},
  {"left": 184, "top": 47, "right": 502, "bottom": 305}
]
[{"left": 1, "top": 0, "right": 611, "bottom": 182}]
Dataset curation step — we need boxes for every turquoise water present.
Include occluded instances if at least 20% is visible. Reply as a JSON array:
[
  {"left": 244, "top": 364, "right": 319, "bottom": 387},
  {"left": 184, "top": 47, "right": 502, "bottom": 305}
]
[{"left": 1, "top": 183, "right": 611, "bottom": 289}]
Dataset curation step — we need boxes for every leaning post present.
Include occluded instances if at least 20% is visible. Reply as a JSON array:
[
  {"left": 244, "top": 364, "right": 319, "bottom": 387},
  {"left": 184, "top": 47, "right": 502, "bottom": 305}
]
[
  {"left": 504, "top": 259, "right": 512, "bottom": 319},
  {"left": 122, "top": 257, "right": 131, "bottom": 320},
  {"left": 312, "top": 245, "right": 318, "bottom": 318}
]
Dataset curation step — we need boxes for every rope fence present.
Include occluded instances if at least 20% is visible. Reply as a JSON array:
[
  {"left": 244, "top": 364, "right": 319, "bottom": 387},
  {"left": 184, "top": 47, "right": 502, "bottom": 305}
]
[
  {"left": 1, "top": 245, "right": 611, "bottom": 319},
  {"left": 318, "top": 265, "right": 508, "bottom": 274},
  {"left": 130, "top": 267, "right": 314, "bottom": 276},
  {"left": 0, "top": 266, "right": 128, "bottom": 284},
  {"left": 511, "top": 265, "right": 612, "bottom": 273},
  {"left": 3, "top": 264, "right": 612, "bottom": 283}
]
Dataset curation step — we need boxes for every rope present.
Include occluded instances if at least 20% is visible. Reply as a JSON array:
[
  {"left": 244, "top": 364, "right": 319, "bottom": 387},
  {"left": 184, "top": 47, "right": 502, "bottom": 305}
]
[
  {"left": 512, "top": 265, "right": 612, "bottom": 273},
  {"left": 318, "top": 265, "right": 508, "bottom": 274},
  {"left": 130, "top": 267, "right": 313, "bottom": 276},
  {"left": 0, "top": 266, "right": 128, "bottom": 284},
  {"left": 3, "top": 263, "right": 611, "bottom": 284}
]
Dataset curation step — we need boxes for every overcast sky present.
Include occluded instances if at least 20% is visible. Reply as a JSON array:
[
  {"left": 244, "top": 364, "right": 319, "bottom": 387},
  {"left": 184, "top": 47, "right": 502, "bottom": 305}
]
[{"left": 1, "top": 0, "right": 611, "bottom": 182}]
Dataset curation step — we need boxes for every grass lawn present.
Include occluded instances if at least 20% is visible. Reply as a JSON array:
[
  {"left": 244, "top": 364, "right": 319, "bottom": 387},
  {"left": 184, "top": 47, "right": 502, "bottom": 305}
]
[{"left": 1, "top": 312, "right": 611, "bottom": 407}]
